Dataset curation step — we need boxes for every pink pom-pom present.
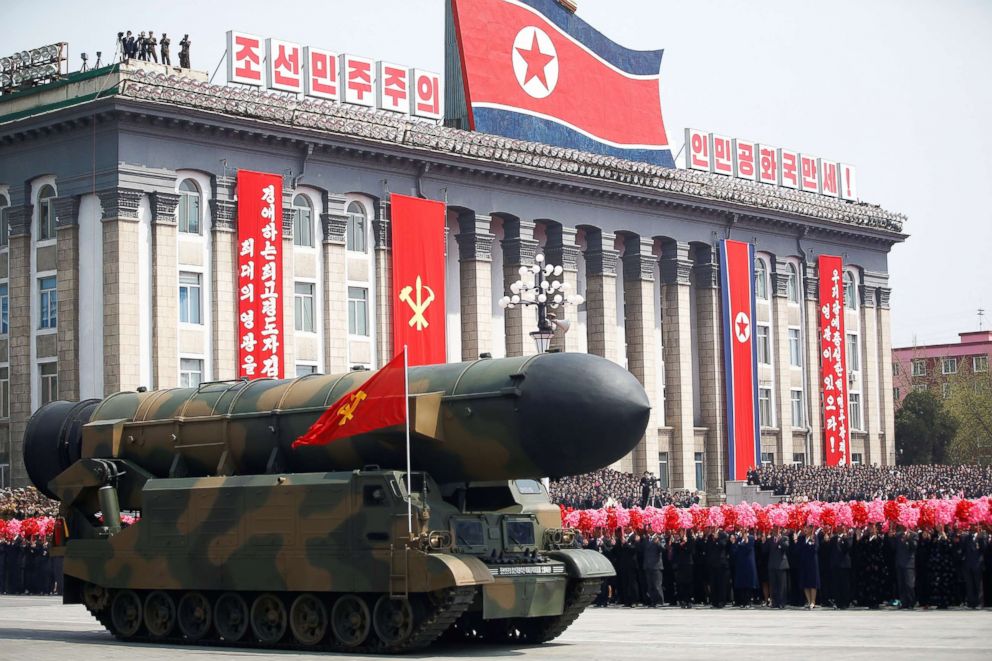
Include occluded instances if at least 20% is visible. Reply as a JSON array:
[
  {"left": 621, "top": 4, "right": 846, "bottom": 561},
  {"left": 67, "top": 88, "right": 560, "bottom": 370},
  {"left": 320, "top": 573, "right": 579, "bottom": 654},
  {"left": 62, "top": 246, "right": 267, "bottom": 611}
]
[
  {"left": 835, "top": 503, "right": 854, "bottom": 528},
  {"left": 564, "top": 510, "right": 581, "bottom": 528},
  {"left": 897, "top": 503, "right": 920, "bottom": 530},
  {"left": 678, "top": 508, "right": 694, "bottom": 530},
  {"left": 706, "top": 506, "right": 725, "bottom": 528},
  {"left": 768, "top": 506, "right": 789, "bottom": 528},
  {"left": 614, "top": 505, "right": 631, "bottom": 529},
  {"left": 735, "top": 502, "right": 758, "bottom": 529},
  {"left": 867, "top": 499, "right": 886, "bottom": 524}
]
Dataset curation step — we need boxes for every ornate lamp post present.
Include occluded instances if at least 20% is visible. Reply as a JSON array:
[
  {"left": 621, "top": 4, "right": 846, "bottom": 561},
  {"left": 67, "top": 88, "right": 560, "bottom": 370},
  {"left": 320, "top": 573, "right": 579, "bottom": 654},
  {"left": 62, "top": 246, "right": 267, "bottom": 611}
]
[{"left": 497, "top": 253, "right": 584, "bottom": 353}]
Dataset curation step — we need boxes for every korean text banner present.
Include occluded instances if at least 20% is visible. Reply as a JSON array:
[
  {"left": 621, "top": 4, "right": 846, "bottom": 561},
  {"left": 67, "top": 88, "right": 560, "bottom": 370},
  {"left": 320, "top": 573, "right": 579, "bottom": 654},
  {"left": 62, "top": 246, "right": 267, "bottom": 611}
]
[
  {"left": 237, "top": 170, "right": 284, "bottom": 379},
  {"left": 818, "top": 255, "right": 850, "bottom": 466},
  {"left": 449, "top": 0, "right": 674, "bottom": 167},
  {"left": 390, "top": 194, "right": 446, "bottom": 366},
  {"left": 720, "top": 239, "right": 760, "bottom": 481}
]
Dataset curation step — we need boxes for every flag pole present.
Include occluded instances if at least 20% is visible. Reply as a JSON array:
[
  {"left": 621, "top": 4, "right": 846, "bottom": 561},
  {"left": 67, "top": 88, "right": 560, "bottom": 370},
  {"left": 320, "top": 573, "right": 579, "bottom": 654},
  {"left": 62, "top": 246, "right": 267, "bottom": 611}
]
[{"left": 404, "top": 345, "right": 412, "bottom": 537}]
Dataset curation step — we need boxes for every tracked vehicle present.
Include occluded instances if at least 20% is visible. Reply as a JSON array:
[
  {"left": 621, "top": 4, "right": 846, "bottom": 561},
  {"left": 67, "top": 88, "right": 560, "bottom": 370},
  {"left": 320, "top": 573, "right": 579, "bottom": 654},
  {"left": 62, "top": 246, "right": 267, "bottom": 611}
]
[{"left": 25, "top": 352, "right": 649, "bottom": 653}]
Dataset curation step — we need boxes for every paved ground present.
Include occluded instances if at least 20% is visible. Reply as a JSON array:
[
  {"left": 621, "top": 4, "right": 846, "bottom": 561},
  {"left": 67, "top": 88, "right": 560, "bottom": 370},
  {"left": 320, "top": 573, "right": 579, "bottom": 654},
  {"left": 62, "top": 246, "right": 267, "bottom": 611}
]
[{"left": 0, "top": 596, "right": 988, "bottom": 660}]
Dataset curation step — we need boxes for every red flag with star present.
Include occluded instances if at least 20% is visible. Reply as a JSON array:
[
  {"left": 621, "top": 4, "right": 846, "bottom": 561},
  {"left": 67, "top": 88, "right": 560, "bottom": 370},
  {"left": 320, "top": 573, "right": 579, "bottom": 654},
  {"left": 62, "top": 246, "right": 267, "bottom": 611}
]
[{"left": 291, "top": 350, "right": 407, "bottom": 448}]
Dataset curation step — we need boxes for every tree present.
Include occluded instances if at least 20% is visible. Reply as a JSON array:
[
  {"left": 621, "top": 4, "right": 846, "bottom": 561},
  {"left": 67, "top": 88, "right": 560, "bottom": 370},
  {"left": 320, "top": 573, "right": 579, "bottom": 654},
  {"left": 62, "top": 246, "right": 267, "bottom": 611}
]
[
  {"left": 944, "top": 366, "right": 992, "bottom": 465},
  {"left": 894, "top": 390, "right": 958, "bottom": 465}
]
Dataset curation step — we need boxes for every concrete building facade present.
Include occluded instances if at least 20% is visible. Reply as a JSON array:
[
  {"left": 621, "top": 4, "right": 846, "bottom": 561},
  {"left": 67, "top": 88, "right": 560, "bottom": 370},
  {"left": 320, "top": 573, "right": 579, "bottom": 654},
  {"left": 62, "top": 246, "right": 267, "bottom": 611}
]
[{"left": 0, "top": 63, "right": 907, "bottom": 493}]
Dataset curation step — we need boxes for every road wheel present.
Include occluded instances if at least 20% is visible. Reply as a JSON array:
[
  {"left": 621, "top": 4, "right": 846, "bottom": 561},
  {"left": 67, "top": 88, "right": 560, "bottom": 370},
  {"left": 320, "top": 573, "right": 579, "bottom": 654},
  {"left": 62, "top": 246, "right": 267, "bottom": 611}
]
[
  {"left": 82, "top": 583, "right": 109, "bottom": 613},
  {"left": 289, "top": 593, "right": 328, "bottom": 646},
  {"left": 177, "top": 591, "right": 212, "bottom": 641},
  {"left": 372, "top": 595, "right": 415, "bottom": 647},
  {"left": 110, "top": 590, "right": 143, "bottom": 638},
  {"left": 143, "top": 591, "right": 176, "bottom": 638},
  {"left": 330, "top": 594, "right": 371, "bottom": 648},
  {"left": 250, "top": 593, "right": 287, "bottom": 644},
  {"left": 214, "top": 592, "right": 249, "bottom": 641}
]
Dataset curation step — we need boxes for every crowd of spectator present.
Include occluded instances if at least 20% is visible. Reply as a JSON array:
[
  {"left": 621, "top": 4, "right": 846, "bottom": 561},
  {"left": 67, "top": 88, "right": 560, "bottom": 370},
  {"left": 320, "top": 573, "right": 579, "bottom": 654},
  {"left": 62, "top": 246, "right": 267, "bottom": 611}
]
[
  {"left": 0, "top": 488, "right": 59, "bottom": 519},
  {"left": 550, "top": 469, "right": 699, "bottom": 509},
  {"left": 749, "top": 464, "right": 992, "bottom": 502}
]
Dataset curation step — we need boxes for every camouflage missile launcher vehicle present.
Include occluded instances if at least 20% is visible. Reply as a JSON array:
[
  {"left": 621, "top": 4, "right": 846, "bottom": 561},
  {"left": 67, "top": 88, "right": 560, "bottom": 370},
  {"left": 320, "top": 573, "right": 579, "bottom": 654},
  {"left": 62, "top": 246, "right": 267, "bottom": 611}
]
[{"left": 25, "top": 352, "right": 650, "bottom": 653}]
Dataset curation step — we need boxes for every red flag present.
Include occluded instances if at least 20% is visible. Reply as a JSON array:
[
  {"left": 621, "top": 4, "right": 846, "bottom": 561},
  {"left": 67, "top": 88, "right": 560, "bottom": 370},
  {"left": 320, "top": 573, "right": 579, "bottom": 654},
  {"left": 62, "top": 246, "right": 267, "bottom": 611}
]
[{"left": 291, "top": 350, "right": 407, "bottom": 448}]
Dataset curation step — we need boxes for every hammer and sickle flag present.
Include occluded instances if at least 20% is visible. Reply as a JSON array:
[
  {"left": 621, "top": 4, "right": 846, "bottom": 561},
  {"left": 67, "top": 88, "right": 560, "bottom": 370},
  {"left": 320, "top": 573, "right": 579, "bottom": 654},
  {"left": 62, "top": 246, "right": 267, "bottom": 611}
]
[
  {"left": 390, "top": 193, "right": 447, "bottom": 366},
  {"left": 291, "top": 350, "right": 407, "bottom": 448}
]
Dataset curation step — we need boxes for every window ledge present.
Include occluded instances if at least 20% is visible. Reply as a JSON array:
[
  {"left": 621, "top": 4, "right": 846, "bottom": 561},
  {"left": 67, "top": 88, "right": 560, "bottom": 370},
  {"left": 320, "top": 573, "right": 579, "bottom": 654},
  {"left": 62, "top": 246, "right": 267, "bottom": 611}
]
[{"left": 36, "top": 327, "right": 57, "bottom": 335}]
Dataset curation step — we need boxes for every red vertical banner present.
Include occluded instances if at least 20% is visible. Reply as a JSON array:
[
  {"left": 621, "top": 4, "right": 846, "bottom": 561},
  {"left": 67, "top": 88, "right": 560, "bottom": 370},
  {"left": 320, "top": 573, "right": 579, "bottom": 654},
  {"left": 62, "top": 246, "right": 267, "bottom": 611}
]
[
  {"left": 818, "top": 255, "right": 850, "bottom": 466},
  {"left": 720, "top": 239, "right": 760, "bottom": 481},
  {"left": 237, "top": 170, "right": 284, "bottom": 380},
  {"left": 390, "top": 193, "right": 446, "bottom": 366}
]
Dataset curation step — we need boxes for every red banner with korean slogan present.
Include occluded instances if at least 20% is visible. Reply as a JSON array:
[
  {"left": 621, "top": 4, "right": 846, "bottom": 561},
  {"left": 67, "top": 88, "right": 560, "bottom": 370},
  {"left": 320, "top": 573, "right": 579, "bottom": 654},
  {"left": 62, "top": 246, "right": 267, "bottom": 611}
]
[
  {"left": 720, "top": 240, "right": 760, "bottom": 481},
  {"left": 818, "top": 255, "right": 850, "bottom": 466},
  {"left": 390, "top": 194, "right": 446, "bottom": 366},
  {"left": 237, "top": 170, "right": 284, "bottom": 379}
]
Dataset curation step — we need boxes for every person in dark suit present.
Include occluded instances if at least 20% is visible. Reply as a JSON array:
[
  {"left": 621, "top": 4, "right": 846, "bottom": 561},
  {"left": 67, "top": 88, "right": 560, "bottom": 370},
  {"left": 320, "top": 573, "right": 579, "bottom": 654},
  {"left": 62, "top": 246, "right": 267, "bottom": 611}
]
[
  {"left": 959, "top": 526, "right": 988, "bottom": 609},
  {"left": 671, "top": 530, "right": 695, "bottom": 608},
  {"left": 765, "top": 528, "right": 790, "bottom": 608},
  {"left": 830, "top": 529, "right": 853, "bottom": 609},
  {"left": 892, "top": 526, "right": 919, "bottom": 609},
  {"left": 705, "top": 528, "right": 730, "bottom": 608},
  {"left": 730, "top": 530, "right": 758, "bottom": 607},
  {"left": 797, "top": 526, "right": 820, "bottom": 609},
  {"left": 640, "top": 533, "right": 665, "bottom": 607},
  {"left": 855, "top": 524, "right": 886, "bottom": 609},
  {"left": 617, "top": 532, "right": 641, "bottom": 607}
]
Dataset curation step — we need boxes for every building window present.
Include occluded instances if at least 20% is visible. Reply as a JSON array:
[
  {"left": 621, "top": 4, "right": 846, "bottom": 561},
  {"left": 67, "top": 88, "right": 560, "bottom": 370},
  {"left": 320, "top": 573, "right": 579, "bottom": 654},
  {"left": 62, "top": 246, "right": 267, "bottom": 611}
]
[
  {"left": 754, "top": 259, "right": 768, "bottom": 300},
  {"left": 0, "top": 283, "right": 7, "bottom": 334},
  {"left": 941, "top": 357, "right": 957, "bottom": 375},
  {"left": 892, "top": 362, "right": 900, "bottom": 376},
  {"left": 38, "top": 185, "right": 56, "bottom": 241},
  {"left": 346, "top": 201, "right": 367, "bottom": 253},
  {"left": 0, "top": 366, "right": 8, "bottom": 418},
  {"left": 760, "top": 452, "right": 774, "bottom": 466},
  {"left": 294, "top": 282, "right": 315, "bottom": 332},
  {"left": 851, "top": 453, "right": 863, "bottom": 466},
  {"left": 786, "top": 264, "right": 800, "bottom": 303},
  {"left": 894, "top": 387, "right": 900, "bottom": 401},
  {"left": 843, "top": 271, "right": 857, "bottom": 310},
  {"left": 694, "top": 452, "right": 704, "bottom": 491},
  {"left": 847, "top": 333, "right": 859, "bottom": 372},
  {"left": 178, "top": 272, "right": 202, "bottom": 324},
  {"left": 792, "top": 453, "right": 806, "bottom": 466},
  {"left": 791, "top": 389, "right": 804, "bottom": 428},
  {"left": 942, "top": 383, "right": 951, "bottom": 399},
  {"left": 657, "top": 452, "right": 670, "bottom": 490},
  {"left": 40, "top": 361, "right": 58, "bottom": 405},
  {"left": 975, "top": 355, "right": 989, "bottom": 372},
  {"left": 756, "top": 325, "right": 771, "bottom": 365},
  {"left": 0, "top": 199, "right": 8, "bottom": 247},
  {"left": 759, "top": 387, "right": 773, "bottom": 427},
  {"left": 912, "top": 359, "right": 926, "bottom": 377},
  {"left": 178, "top": 179, "right": 201, "bottom": 234},
  {"left": 293, "top": 194, "right": 314, "bottom": 248},
  {"left": 348, "top": 286, "right": 369, "bottom": 336},
  {"left": 295, "top": 364, "right": 318, "bottom": 377},
  {"left": 788, "top": 328, "right": 801, "bottom": 367},
  {"left": 39, "top": 275, "right": 57, "bottom": 329},
  {"left": 180, "top": 358, "right": 203, "bottom": 387},
  {"left": 849, "top": 393, "right": 862, "bottom": 431},
  {"left": 912, "top": 384, "right": 927, "bottom": 394}
]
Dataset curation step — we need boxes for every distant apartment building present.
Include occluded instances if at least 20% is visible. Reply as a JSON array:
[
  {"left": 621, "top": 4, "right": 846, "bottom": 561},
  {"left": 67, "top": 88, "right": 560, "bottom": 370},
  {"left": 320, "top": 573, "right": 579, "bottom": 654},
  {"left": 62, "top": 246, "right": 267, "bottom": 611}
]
[{"left": 892, "top": 331, "right": 992, "bottom": 406}]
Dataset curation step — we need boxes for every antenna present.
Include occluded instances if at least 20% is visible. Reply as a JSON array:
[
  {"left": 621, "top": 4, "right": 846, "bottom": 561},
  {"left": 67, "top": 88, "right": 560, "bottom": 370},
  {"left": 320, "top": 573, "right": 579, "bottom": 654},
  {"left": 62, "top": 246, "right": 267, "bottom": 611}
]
[{"left": 979, "top": 308, "right": 986, "bottom": 331}]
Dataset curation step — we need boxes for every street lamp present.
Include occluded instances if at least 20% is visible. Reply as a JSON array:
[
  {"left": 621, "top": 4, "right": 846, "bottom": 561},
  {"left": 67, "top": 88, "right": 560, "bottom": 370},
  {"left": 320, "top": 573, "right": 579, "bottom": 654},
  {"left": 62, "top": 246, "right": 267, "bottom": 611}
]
[{"left": 497, "top": 253, "right": 584, "bottom": 353}]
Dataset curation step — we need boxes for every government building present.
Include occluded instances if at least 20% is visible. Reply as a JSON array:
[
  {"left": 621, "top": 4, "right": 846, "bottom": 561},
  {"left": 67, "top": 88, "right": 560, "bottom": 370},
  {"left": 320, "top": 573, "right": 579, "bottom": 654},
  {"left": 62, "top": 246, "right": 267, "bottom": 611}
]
[{"left": 0, "top": 61, "right": 906, "bottom": 495}]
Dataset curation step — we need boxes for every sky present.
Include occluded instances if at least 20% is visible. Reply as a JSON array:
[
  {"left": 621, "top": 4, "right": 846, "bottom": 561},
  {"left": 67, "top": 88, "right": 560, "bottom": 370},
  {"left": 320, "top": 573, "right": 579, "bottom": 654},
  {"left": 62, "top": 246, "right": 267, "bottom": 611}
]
[{"left": 4, "top": 0, "right": 990, "bottom": 348}]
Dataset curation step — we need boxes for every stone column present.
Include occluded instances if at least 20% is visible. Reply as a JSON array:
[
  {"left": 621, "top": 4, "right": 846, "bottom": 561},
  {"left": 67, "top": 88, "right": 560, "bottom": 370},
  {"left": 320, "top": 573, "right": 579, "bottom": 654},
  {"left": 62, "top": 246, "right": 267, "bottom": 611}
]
[
  {"left": 7, "top": 204, "right": 32, "bottom": 486},
  {"left": 803, "top": 267, "right": 823, "bottom": 465},
  {"left": 281, "top": 203, "right": 297, "bottom": 375},
  {"left": 456, "top": 211, "right": 494, "bottom": 361},
  {"left": 772, "top": 261, "right": 793, "bottom": 465},
  {"left": 500, "top": 219, "right": 539, "bottom": 357},
  {"left": 322, "top": 196, "right": 349, "bottom": 374},
  {"left": 877, "top": 287, "right": 895, "bottom": 465},
  {"left": 659, "top": 242, "right": 695, "bottom": 489},
  {"left": 372, "top": 200, "right": 393, "bottom": 366},
  {"left": 98, "top": 189, "right": 143, "bottom": 394},
  {"left": 149, "top": 191, "right": 179, "bottom": 389},
  {"left": 583, "top": 229, "right": 620, "bottom": 364},
  {"left": 54, "top": 196, "right": 80, "bottom": 401},
  {"left": 694, "top": 252, "right": 726, "bottom": 497},
  {"left": 210, "top": 197, "right": 237, "bottom": 380},
  {"left": 857, "top": 279, "right": 880, "bottom": 464},
  {"left": 544, "top": 225, "right": 580, "bottom": 352},
  {"left": 622, "top": 236, "right": 659, "bottom": 475}
]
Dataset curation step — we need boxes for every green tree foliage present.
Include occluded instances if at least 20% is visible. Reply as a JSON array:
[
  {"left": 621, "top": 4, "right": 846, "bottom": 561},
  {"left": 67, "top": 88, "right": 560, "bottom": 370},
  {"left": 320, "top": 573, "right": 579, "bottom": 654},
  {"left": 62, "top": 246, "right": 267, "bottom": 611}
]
[
  {"left": 894, "top": 390, "right": 957, "bottom": 465},
  {"left": 944, "top": 366, "right": 992, "bottom": 464}
]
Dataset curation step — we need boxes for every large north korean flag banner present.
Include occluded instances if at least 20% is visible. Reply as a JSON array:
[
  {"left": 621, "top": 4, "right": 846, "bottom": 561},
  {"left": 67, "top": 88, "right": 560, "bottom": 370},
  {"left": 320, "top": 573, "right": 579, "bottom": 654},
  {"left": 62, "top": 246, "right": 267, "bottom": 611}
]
[
  {"left": 390, "top": 194, "right": 446, "bottom": 366},
  {"left": 237, "top": 170, "right": 284, "bottom": 379},
  {"left": 450, "top": 0, "right": 674, "bottom": 167},
  {"left": 818, "top": 255, "right": 851, "bottom": 466},
  {"left": 720, "top": 240, "right": 760, "bottom": 481}
]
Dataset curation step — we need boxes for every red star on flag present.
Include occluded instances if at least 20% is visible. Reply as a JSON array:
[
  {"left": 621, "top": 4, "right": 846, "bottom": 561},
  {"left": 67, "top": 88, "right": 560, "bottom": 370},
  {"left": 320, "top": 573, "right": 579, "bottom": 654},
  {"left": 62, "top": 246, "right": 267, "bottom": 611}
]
[{"left": 515, "top": 32, "right": 556, "bottom": 89}]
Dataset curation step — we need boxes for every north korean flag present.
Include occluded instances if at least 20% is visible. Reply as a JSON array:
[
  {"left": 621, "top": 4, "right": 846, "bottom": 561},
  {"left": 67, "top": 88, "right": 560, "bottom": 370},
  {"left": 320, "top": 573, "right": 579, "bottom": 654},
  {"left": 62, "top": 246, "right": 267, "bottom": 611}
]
[
  {"left": 720, "top": 240, "right": 760, "bottom": 481},
  {"left": 450, "top": 0, "right": 674, "bottom": 167}
]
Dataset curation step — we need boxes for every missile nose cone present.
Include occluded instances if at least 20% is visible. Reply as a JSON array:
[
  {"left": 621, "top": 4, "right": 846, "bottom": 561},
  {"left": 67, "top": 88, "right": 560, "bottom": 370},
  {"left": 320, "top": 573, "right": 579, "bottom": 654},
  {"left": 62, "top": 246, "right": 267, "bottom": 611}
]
[{"left": 517, "top": 353, "right": 650, "bottom": 477}]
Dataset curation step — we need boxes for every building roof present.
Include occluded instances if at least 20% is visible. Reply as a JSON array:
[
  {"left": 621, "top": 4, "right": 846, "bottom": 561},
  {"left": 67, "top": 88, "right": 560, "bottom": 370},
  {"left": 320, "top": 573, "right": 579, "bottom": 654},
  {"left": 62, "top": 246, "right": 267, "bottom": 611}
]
[
  {"left": 2, "top": 65, "right": 908, "bottom": 236},
  {"left": 893, "top": 331, "right": 992, "bottom": 357}
]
